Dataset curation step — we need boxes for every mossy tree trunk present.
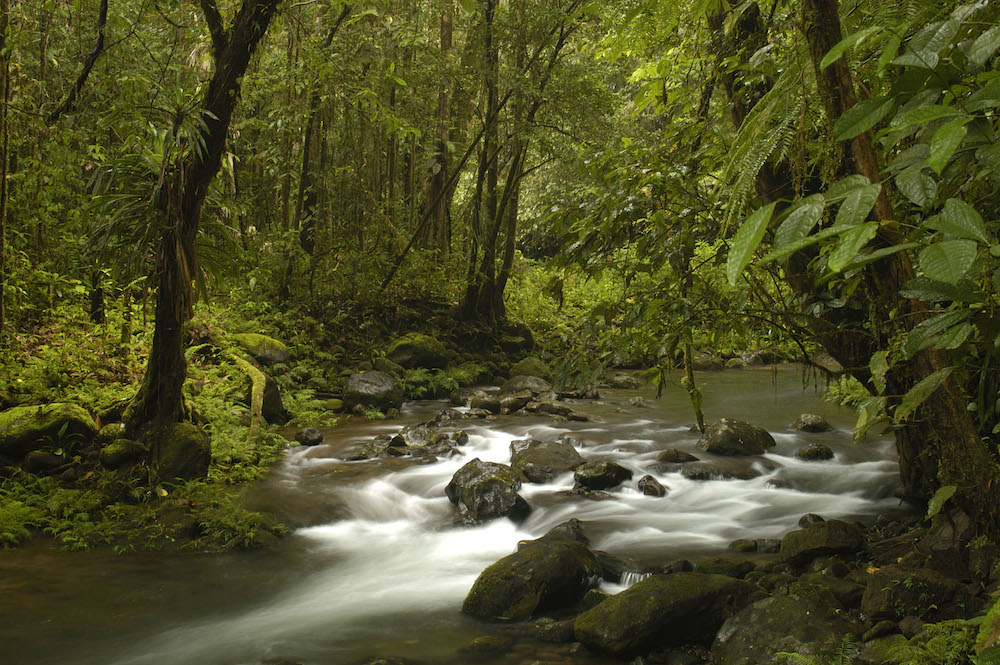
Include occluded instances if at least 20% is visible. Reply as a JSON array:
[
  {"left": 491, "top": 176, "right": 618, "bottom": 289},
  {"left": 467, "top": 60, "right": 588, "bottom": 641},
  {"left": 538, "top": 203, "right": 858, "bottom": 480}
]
[{"left": 126, "top": 0, "right": 281, "bottom": 445}]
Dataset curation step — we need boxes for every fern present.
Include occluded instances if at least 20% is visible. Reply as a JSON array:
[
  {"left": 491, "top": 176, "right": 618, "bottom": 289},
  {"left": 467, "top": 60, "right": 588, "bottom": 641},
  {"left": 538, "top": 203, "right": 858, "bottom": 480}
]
[{"left": 776, "top": 634, "right": 858, "bottom": 665}]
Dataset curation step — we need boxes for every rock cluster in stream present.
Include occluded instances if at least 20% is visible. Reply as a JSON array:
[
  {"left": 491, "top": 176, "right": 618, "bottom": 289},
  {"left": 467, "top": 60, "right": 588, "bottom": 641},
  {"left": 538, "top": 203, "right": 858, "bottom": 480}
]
[{"left": 450, "top": 510, "right": 998, "bottom": 665}]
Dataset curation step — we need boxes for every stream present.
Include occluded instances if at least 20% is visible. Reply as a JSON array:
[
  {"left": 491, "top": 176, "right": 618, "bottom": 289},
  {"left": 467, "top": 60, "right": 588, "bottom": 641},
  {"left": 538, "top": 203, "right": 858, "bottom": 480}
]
[{"left": 1, "top": 367, "right": 906, "bottom": 665}]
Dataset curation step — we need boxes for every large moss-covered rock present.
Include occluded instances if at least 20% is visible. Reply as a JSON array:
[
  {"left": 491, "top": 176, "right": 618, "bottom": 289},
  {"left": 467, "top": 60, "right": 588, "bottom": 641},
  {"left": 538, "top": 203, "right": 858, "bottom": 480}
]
[
  {"left": 0, "top": 403, "right": 96, "bottom": 457},
  {"left": 100, "top": 439, "right": 148, "bottom": 469},
  {"left": 232, "top": 333, "right": 290, "bottom": 366},
  {"left": 155, "top": 423, "right": 211, "bottom": 481},
  {"left": 574, "top": 461, "right": 633, "bottom": 490},
  {"left": 698, "top": 419, "right": 775, "bottom": 456},
  {"left": 386, "top": 333, "right": 449, "bottom": 369},
  {"left": 792, "top": 413, "right": 834, "bottom": 433},
  {"left": 711, "top": 592, "right": 862, "bottom": 665},
  {"left": 573, "top": 573, "right": 752, "bottom": 657},
  {"left": 509, "top": 438, "right": 585, "bottom": 483},
  {"left": 445, "top": 459, "right": 530, "bottom": 524},
  {"left": 779, "top": 520, "right": 865, "bottom": 565},
  {"left": 509, "top": 356, "right": 552, "bottom": 381},
  {"left": 499, "top": 375, "right": 551, "bottom": 396},
  {"left": 343, "top": 372, "right": 404, "bottom": 412},
  {"left": 861, "top": 565, "right": 958, "bottom": 621},
  {"left": 462, "top": 523, "right": 601, "bottom": 621}
]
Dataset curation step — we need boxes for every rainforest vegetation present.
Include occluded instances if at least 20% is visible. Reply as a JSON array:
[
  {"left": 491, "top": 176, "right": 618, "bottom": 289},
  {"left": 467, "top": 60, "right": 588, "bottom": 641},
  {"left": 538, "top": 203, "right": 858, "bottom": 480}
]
[{"left": 2, "top": 0, "right": 1000, "bottom": 662}]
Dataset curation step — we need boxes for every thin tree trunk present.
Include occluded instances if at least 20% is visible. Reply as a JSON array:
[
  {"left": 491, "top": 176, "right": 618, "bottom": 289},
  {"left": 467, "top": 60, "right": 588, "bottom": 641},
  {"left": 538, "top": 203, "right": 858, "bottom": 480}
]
[{"left": 0, "top": 0, "right": 8, "bottom": 335}]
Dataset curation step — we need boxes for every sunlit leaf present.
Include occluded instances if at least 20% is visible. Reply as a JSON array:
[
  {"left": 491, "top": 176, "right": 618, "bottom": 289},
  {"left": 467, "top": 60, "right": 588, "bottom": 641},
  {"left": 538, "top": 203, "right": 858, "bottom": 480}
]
[
  {"left": 896, "top": 367, "right": 953, "bottom": 423},
  {"left": 828, "top": 223, "right": 877, "bottom": 272},
  {"left": 821, "top": 27, "right": 882, "bottom": 71},
  {"left": 901, "top": 310, "right": 971, "bottom": 359},
  {"left": 834, "top": 97, "right": 894, "bottom": 141},
  {"left": 834, "top": 184, "right": 880, "bottom": 227},
  {"left": 774, "top": 195, "right": 824, "bottom": 249},
  {"left": 970, "top": 25, "right": 1000, "bottom": 66},
  {"left": 726, "top": 202, "right": 776, "bottom": 286},
  {"left": 925, "top": 484, "right": 957, "bottom": 519},
  {"left": 918, "top": 240, "right": 978, "bottom": 284}
]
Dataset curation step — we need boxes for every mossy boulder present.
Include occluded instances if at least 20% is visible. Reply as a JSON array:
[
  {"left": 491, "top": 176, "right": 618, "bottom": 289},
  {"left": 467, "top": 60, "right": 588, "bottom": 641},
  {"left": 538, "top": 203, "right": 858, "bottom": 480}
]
[
  {"left": 499, "top": 321, "right": 535, "bottom": 354},
  {"left": 372, "top": 356, "right": 404, "bottom": 375},
  {"left": 792, "top": 413, "right": 834, "bottom": 433},
  {"left": 95, "top": 422, "right": 127, "bottom": 445},
  {"left": 343, "top": 372, "right": 404, "bottom": 412},
  {"left": 573, "top": 573, "right": 753, "bottom": 657},
  {"left": 154, "top": 423, "right": 211, "bottom": 481},
  {"left": 232, "top": 333, "right": 290, "bottom": 366},
  {"left": 779, "top": 519, "right": 865, "bottom": 565},
  {"left": 386, "top": 333, "right": 449, "bottom": 369},
  {"left": 499, "top": 375, "right": 552, "bottom": 396},
  {"left": 445, "top": 458, "right": 530, "bottom": 524},
  {"left": 509, "top": 356, "right": 552, "bottom": 381},
  {"left": 574, "top": 461, "right": 633, "bottom": 490},
  {"left": 860, "top": 565, "right": 958, "bottom": 622},
  {"left": 698, "top": 419, "right": 775, "bottom": 456},
  {"left": 100, "top": 439, "right": 148, "bottom": 469},
  {"left": 710, "top": 592, "right": 863, "bottom": 665},
  {"left": 0, "top": 403, "right": 96, "bottom": 458},
  {"left": 795, "top": 443, "right": 835, "bottom": 461},
  {"left": 691, "top": 353, "right": 725, "bottom": 371},
  {"left": 462, "top": 523, "right": 601, "bottom": 621},
  {"left": 509, "top": 438, "right": 585, "bottom": 483}
]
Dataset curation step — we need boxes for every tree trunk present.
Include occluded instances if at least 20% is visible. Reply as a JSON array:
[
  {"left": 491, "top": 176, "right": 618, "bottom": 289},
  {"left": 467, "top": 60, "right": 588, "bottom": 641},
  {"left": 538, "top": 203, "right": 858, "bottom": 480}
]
[
  {"left": 0, "top": 0, "right": 8, "bottom": 335},
  {"left": 420, "top": 5, "right": 454, "bottom": 252},
  {"left": 127, "top": 0, "right": 281, "bottom": 443},
  {"left": 799, "top": 0, "right": 1000, "bottom": 528}
]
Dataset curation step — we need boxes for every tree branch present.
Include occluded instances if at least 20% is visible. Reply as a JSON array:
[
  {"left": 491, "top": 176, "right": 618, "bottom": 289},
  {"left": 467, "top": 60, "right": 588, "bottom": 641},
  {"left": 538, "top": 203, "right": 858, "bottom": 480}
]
[
  {"left": 199, "top": 0, "right": 228, "bottom": 59},
  {"left": 46, "top": 0, "right": 109, "bottom": 125}
]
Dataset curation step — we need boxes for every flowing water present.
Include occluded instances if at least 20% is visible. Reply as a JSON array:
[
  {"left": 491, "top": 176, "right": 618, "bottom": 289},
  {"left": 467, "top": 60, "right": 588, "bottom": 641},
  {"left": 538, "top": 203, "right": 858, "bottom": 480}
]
[{"left": 1, "top": 367, "right": 907, "bottom": 665}]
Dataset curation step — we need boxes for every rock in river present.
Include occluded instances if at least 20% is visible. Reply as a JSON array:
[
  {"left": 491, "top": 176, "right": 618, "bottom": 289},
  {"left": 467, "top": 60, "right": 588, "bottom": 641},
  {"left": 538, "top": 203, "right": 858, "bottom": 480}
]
[
  {"left": 343, "top": 371, "right": 404, "bottom": 412},
  {"left": 509, "top": 438, "right": 585, "bottom": 483},
  {"left": 698, "top": 419, "right": 775, "bottom": 456},
  {"left": 462, "top": 520, "right": 601, "bottom": 621},
  {"left": 445, "top": 458, "right": 530, "bottom": 525},
  {"left": 574, "top": 461, "right": 633, "bottom": 490}
]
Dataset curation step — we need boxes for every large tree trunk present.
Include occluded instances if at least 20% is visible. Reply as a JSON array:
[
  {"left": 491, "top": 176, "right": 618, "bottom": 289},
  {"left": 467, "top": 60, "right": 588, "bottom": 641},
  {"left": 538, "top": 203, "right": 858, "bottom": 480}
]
[
  {"left": 420, "top": 5, "right": 454, "bottom": 252},
  {"left": 799, "top": 0, "right": 1000, "bottom": 528},
  {"left": 0, "top": 0, "right": 8, "bottom": 335},
  {"left": 126, "top": 0, "right": 281, "bottom": 442}
]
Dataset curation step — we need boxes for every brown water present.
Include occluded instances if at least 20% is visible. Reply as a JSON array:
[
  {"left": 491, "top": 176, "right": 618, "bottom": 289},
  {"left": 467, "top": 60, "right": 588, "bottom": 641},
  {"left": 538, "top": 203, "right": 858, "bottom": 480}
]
[{"left": 1, "top": 367, "right": 905, "bottom": 665}]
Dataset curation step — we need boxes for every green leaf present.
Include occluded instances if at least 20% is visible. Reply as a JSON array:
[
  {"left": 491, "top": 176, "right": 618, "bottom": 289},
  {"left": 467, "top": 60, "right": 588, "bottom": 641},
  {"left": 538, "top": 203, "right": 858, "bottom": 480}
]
[
  {"left": 977, "top": 143, "right": 1000, "bottom": 171},
  {"left": 973, "top": 645, "right": 1000, "bottom": 665},
  {"left": 828, "top": 223, "right": 877, "bottom": 272},
  {"left": 877, "top": 35, "right": 903, "bottom": 73},
  {"left": 834, "top": 184, "right": 881, "bottom": 227},
  {"left": 896, "top": 165, "right": 937, "bottom": 207},
  {"left": 901, "top": 310, "right": 971, "bottom": 359},
  {"left": 918, "top": 239, "right": 978, "bottom": 284},
  {"left": 890, "top": 105, "right": 965, "bottom": 129},
  {"left": 926, "top": 199, "right": 989, "bottom": 243},
  {"left": 458, "top": 0, "right": 477, "bottom": 13},
  {"left": 928, "top": 119, "right": 969, "bottom": 174},
  {"left": 925, "top": 484, "right": 957, "bottom": 520},
  {"left": 726, "top": 202, "right": 776, "bottom": 286},
  {"left": 774, "top": 196, "right": 825, "bottom": 249},
  {"left": 870, "top": 350, "right": 890, "bottom": 395},
  {"left": 897, "top": 367, "right": 953, "bottom": 423},
  {"left": 834, "top": 97, "right": 894, "bottom": 141},
  {"left": 821, "top": 27, "right": 882, "bottom": 71},
  {"left": 835, "top": 243, "right": 922, "bottom": 273},
  {"left": 761, "top": 226, "right": 843, "bottom": 264},
  {"left": 937, "top": 322, "right": 973, "bottom": 350},
  {"left": 970, "top": 25, "right": 1000, "bottom": 66},
  {"left": 825, "top": 175, "right": 871, "bottom": 202},
  {"left": 900, "top": 276, "right": 983, "bottom": 303}
]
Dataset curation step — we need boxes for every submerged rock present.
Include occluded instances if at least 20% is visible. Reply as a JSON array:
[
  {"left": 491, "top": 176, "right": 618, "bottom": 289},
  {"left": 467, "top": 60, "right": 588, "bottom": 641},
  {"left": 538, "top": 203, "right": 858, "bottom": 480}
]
[
  {"left": 573, "top": 573, "right": 753, "bottom": 657},
  {"left": 657, "top": 448, "right": 699, "bottom": 464},
  {"left": 698, "top": 419, "right": 775, "bottom": 456},
  {"left": 445, "top": 458, "right": 530, "bottom": 524},
  {"left": 462, "top": 521, "right": 601, "bottom": 621},
  {"left": 509, "top": 438, "right": 585, "bottom": 483},
  {"left": 295, "top": 427, "right": 324, "bottom": 446},
  {"left": 343, "top": 372, "right": 404, "bottom": 412},
  {"left": 0, "top": 403, "right": 97, "bottom": 458},
  {"left": 795, "top": 444, "right": 834, "bottom": 461}
]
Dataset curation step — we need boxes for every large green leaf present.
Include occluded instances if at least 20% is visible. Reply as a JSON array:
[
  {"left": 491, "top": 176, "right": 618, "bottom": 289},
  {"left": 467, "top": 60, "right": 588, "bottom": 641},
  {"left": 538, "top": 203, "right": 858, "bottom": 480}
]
[
  {"left": 971, "top": 25, "right": 1000, "bottom": 66},
  {"left": 900, "top": 276, "right": 983, "bottom": 303},
  {"left": 893, "top": 19, "right": 960, "bottom": 69},
  {"left": 890, "top": 105, "right": 965, "bottom": 129},
  {"left": 926, "top": 198, "right": 989, "bottom": 243},
  {"left": 834, "top": 183, "right": 881, "bottom": 227},
  {"left": 458, "top": 0, "right": 477, "bottom": 13},
  {"left": 828, "top": 223, "right": 877, "bottom": 272},
  {"left": 937, "top": 322, "right": 973, "bottom": 350},
  {"left": 896, "top": 164, "right": 937, "bottom": 207},
  {"left": 918, "top": 239, "right": 978, "bottom": 284},
  {"left": 774, "top": 196, "right": 824, "bottom": 249},
  {"left": 925, "top": 484, "right": 957, "bottom": 519},
  {"left": 821, "top": 27, "right": 882, "bottom": 71},
  {"left": 835, "top": 243, "right": 921, "bottom": 273},
  {"left": 760, "top": 227, "right": 842, "bottom": 264},
  {"left": 901, "top": 309, "right": 972, "bottom": 359},
  {"left": 825, "top": 175, "right": 871, "bottom": 202},
  {"left": 895, "top": 367, "right": 954, "bottom": 423},
  {"left": 834, "top": 97, "right": 894, "bottom": 141},
  {"left": 870, "top": 350, "right": 889, "bottom": 395},
  {"left": 726, "top": 202, "right": 776, "bottom": 286},
  {"left": 928, "top": 119, "right": 969, "bottom": 174}
]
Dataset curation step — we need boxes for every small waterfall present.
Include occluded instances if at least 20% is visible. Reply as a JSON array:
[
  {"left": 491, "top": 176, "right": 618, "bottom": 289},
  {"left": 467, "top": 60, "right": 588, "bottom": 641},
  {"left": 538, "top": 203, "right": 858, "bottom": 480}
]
[{"left": 620, "top": 571, "right": 652, "bottom": 587}]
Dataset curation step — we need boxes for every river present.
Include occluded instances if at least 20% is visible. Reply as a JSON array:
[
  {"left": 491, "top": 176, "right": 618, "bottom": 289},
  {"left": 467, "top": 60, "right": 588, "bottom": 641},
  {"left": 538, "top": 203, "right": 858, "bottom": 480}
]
[{"left": 1, "top": 367, "right": 905, "bottom": 665}]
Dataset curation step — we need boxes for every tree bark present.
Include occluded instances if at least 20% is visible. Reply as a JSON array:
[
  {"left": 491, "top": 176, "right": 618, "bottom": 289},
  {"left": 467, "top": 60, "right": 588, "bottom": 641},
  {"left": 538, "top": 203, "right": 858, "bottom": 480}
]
[
  {"left": 0, "top": 0, "right": 8, "bottom": 335},
  {"left": 127, "top": 0, "right": 281, "bottom": 440}
]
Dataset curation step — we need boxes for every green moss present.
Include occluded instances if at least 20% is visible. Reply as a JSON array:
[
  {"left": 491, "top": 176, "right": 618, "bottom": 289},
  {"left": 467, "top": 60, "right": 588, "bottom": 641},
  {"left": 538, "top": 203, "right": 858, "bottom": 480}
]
[
  {"left": 0, "top": 403, "right": 96, "bottom": 457},
  {"left": 510, "top": 356, "right": 552, "bottom": 380},
  {"left": 231, "top": 333, "right": 290, "bottom": 365}
]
